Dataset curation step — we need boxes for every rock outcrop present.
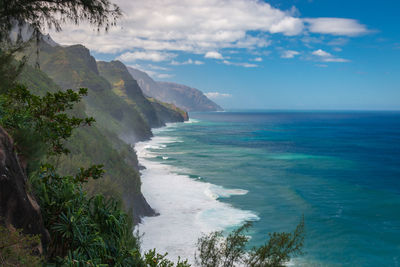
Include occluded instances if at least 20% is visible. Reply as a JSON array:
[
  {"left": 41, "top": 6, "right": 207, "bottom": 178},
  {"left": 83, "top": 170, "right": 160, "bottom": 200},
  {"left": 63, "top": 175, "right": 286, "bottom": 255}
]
[{"left": 0, "top": 127, "right": 49, "bottom": 252}]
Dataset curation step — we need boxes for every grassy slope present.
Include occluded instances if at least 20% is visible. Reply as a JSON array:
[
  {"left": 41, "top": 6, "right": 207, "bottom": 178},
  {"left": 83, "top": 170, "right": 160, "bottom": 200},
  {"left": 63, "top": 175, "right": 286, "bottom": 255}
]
[
  {"left": 147, "top": 97, "right": 189, "bottom": 122},
  {"left": 31, "top": 43, "right": 152, "bottom": 142},
  {"left": 22, "top": 41, "right": 188, "bottom": 223},
  {"left": 97, "top": 60, "right": 164, "bottom": 128},
  {"left": 19, "top": 54, "right": 155, "bottom": 223}
]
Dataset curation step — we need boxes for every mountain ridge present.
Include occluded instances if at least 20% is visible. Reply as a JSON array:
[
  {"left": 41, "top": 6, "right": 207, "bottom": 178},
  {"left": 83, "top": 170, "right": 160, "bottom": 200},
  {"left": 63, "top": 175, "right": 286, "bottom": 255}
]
[
  {"left": 21, "top": 39, "right": 187, "bottom": 223},
  {"left": 127, "top": 66, "right": 223, "bottom": 112}
]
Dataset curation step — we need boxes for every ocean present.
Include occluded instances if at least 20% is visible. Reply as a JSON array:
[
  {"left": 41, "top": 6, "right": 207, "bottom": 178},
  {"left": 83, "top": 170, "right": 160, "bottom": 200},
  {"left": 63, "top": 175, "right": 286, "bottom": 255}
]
[{"left": 135, "top": 111, "right": 400, "bottom": 266}]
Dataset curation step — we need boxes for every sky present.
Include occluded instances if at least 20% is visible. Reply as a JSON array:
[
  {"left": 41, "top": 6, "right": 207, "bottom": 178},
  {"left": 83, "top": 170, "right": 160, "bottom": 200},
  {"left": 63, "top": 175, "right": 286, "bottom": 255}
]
[{"left": 48, "top": 0, "right": 400, "bottom": 110}]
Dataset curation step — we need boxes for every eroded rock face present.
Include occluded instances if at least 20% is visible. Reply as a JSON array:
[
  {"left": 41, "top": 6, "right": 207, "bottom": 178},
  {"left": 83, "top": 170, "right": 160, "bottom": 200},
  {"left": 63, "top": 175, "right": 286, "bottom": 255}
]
[{"left": 0, "top": 127, "right": 49, "bottom": 253}]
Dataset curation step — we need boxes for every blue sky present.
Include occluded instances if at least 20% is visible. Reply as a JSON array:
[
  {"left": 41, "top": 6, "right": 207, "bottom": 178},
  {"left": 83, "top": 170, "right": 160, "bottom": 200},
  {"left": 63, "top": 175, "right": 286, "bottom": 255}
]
[{"left": 50, "top": 0, "right": 400, "bottom": 110}]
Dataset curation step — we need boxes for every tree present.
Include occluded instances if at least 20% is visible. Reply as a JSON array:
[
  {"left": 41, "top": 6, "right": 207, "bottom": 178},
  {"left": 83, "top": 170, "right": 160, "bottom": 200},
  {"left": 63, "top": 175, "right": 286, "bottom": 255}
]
[
  {"left": 195, "top": 217, "right": 305, "bottom": 267},
  {"left": 0, "top": 0, "right": 122, "bottom": 94},
  {"left": 0, "top": 0, "right": 121, "bottom": 43},
  {"left": 0, "top": 84, "right": 95, "bottom": 173}
]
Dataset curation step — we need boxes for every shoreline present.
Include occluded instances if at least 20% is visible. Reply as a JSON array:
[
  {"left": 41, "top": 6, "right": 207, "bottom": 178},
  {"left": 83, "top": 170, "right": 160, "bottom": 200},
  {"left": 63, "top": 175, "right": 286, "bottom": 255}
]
[{"left": 134, "top": 121, "right": 258, "bottom": 262}]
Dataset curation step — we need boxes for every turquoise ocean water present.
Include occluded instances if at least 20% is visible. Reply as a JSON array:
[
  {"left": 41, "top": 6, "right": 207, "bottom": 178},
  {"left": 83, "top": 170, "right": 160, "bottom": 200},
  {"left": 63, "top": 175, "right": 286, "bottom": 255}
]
[{"left": 136, "top": 111, "right": 400, "bottom": 266}]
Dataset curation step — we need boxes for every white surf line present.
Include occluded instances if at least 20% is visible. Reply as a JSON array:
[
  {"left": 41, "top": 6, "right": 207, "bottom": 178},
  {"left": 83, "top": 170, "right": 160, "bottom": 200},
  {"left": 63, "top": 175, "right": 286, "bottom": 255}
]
[{"left": 134, "top": 125, "right": 259, "bottom": 263}]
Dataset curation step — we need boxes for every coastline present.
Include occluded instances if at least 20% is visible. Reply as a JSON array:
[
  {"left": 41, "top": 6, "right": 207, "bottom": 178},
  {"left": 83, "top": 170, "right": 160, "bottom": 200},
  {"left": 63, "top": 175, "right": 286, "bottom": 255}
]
[{"left": 134, "top": 121, "right": 258, "bottom": 262}]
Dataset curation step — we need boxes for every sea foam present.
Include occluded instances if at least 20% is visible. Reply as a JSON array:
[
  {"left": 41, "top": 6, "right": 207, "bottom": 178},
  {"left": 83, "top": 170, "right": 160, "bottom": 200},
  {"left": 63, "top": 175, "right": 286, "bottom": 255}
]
[{"left": 135, "top": 128, "right": 258, "bottom": 263}]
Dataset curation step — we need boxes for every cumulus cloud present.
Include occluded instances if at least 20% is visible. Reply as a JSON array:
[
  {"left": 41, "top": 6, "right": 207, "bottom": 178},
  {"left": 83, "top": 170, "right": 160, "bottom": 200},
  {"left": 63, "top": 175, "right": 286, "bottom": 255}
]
[
  {"left": 312, "top": 49, "right": 349, "bottom": 62},
  {"left": 205, "top": 92, "right": 232, "bottom": 99},
  {"left": 117, "top": 51, "right": 176, "bottom": 62},
  {"left": 281, "top": 50, "right": 300, "bottom": 58},
  {"left": 253, "top": 57, "right": 263, "bottom": 62},
  {"left": 305, "top": 18, "right": 369, "bottom": 36},
  {"left": 171, "top": 59, "right": 204, "bottom": 65},
  {"left": 46, "top": 0, "right": 370, "bottom": 67},
  {"left": 48, "top": 0, "right": 304, "bottom": 54},
  {"left": 312, "top": 49, "right": 331, "bottom": 57},
  {"left": 205, "top": 51, "right": 224, "bottom": 59}
]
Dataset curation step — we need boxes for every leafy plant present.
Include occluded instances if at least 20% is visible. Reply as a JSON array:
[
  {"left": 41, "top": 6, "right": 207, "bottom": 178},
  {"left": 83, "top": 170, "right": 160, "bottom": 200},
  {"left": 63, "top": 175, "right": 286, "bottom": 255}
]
[
  {"left": 0, "top": 84, "right": 94, "bottom": 172},
  {"left": 196, "top": 217, "right": 305, "bottom": 267},
  {"left": 0, "top": 225, "right": 42, "bottom": 266},
  {"left": 0, "top": 0, "right": 121, "bottom": 44},
  {"left": 144, "top": 249, "right": 191, "bottom": 267}
]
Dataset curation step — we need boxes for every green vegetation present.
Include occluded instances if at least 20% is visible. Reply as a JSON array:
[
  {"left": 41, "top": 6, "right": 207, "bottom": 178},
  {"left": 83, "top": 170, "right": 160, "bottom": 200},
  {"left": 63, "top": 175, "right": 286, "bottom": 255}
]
[
  {"left": 13, "top": 53, "right": 144, "bottom": 202},
  {"left": 0, "top": 225, "right": 42, "bottom": 266},
  {"left": 147, "top": 97, "right": 188, "bottom": 121},
  {"left": 97, "top": 60, "right": 163, "bottom": 128},
  {"left": 31, "top": 164, "right": 142, "bottom": 265},
  {"left": 1, "top": 0, "right": 305, "bottom": 265},
  {"left": 27, "top": 42, "right": 152, "bottom": 141},
  {"left": 0, "top": 0, "right": 121, "bottom": 43},
  {"left": 0, "top": 84, "right": 94, "bottom": 173},
  {"left": 0, "top": 77, "right": 187, "bottom": 265},
  {"left": 196, "top": 219, "right": 305, "bottom": 267}
]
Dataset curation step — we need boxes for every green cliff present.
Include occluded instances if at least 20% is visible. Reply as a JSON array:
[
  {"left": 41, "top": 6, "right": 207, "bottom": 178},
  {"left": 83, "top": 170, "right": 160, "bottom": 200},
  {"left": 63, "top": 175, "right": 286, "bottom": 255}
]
[{"left": 20, "top": 40, "right": 187, "bottom": 223}]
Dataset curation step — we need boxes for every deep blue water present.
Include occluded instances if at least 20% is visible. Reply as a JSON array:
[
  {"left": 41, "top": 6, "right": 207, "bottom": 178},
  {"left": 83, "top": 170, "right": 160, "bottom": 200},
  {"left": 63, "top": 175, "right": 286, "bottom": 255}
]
[{"left": 150, "top": 111, "right": 400, "bottom": 266}]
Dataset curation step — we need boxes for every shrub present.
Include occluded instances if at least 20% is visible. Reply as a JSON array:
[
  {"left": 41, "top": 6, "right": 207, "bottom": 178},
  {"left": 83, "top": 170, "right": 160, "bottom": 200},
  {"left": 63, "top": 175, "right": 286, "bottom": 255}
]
[
  {"left": 0, "top": 225, "right": 42, "bottom": 266},
  {"left": 196, "top": 218, "right": 305, "bottom": 267}
]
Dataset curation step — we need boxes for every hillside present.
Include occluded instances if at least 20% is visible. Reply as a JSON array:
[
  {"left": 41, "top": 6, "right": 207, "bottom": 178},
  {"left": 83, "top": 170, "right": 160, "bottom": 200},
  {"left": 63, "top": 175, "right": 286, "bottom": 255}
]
[
  {"left": 128, "top": 67, "right": 223, "bottom": 112},
  {"left": 30, "top": 42, "right": 152, "bottom": 142},
  {"left": 97, "top": 61, "right": 187, "bottom": 125},
  {"left": 21, "top": 39, "right": 187, "bottom": 223},
  {"left": 18, "top": 62, "right": 156, "bottom": 223}
]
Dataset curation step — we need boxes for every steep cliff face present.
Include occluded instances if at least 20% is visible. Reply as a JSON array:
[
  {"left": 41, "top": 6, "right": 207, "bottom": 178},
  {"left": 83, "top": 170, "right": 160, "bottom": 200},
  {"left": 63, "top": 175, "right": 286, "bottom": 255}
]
[
  {"left": 19, "top": 60, "right": 157, "bottom": 224},
  {"left": 21, "top": 41, "right": 187, "bottom": 224},
  {"left": 0, "top": 127, "right": 49, "bottom": 252},
  {"left": 33, "top": 42, "right": 152, "bottom": 142},
  {"left": 157, "top": 82, "right": 223, "bottom": 112},
  {"left": 128, "top": 66, "right": 223, "bottom": 112},
  {"left": 127, "top": 67, "right": 166, "bottom": 100},
  {"left": 148, "top": 98, "right": 189, "bottom": 123},
  {"left": 97, "top": 60, "right": 164, "bottom": 128}
]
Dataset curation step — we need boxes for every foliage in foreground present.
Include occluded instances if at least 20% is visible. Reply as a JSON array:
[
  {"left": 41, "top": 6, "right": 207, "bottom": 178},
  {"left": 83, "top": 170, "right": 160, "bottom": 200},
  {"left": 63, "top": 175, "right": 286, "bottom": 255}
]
[
  {"left": 0, "top": 225, "right": 42, "bottom": 266},
  {"left": 0, "top": 71, "right": 189, "bottom": 265},
  {"left": 0, "top": 67, "right": 305, "bottom": 266},
  {"left": 196, "top": 218, "right": 305, "bottom": 267}
]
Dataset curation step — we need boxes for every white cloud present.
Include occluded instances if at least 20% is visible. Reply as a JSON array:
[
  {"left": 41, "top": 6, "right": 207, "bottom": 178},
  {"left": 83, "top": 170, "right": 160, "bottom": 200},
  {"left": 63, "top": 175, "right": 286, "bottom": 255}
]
[
  {"left": 205, "top": 92, "right": 232, "bottom": 99},
  {"left": 253, "top": 57, "right": 263, "bottom": 62},
  {"left": 46, "top": 0, "right": 369, "bottom": 66},
  {"left": 222, "top": 60, "right": 258, "bottom": 68},
  {"left": 117, "top": 51, "right": 176, "bottom": 62},
  {"left": 129, "top": 63, "right": 170, "bottom": 71},
  {"left": 312, "top": 49, "right": 332, "bottom": 57},
  {"left": 281, "top": 50, "right": 300, "bottom": 58},
  {"left": 205, "top": 51, "right": 224, "bottom": 59},
  {"left": 48, "top": 0, "right": 304, "bottom": 54},
  {"left": 312, "top": 49, "right": 349, "bottom": 62},
  {"left": 171, "top": 59, "right": 204, "bottom": 65},
  {"left": 304, "top": 18, "right": 369, "bottom": 36}
]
